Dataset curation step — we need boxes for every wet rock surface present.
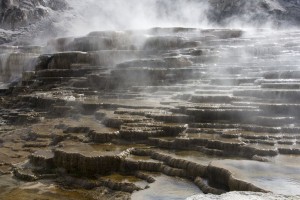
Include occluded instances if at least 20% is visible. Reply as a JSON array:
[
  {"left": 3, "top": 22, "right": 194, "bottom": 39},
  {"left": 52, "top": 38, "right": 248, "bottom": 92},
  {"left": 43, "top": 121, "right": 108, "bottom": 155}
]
[{"left": 1, "top": 28, "right": 300, "bottom": 199}]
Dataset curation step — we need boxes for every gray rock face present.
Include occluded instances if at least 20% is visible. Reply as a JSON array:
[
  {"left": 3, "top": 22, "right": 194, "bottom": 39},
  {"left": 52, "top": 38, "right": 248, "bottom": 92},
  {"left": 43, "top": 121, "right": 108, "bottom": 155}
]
[
  {"left": 154, "top": 0, "right": 300, "bottom": 27},
  {"left": 208, "top": 0, "right": 300, "bottom": 26},
  {"left": 0, "top": 0, "right": 67, "bottom": 30},
  {"left": 0, "top": 0, "right": 68, "bottom": 45}
]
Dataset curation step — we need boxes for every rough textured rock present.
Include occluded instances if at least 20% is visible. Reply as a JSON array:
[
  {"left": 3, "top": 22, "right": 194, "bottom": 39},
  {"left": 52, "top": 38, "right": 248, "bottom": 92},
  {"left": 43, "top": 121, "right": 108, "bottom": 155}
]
[
  {"left": 208, "top": 0, "right": 300, "bottom": 26},
  {"left": 0, "top": 0, "right": 68, "bottom": 30}
]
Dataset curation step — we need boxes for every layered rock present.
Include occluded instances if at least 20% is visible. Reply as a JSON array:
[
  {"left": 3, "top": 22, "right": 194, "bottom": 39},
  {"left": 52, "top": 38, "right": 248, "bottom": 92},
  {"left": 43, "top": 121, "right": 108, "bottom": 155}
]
[{"left": 1, "top": 28, "right": 300, "bottom": 199}]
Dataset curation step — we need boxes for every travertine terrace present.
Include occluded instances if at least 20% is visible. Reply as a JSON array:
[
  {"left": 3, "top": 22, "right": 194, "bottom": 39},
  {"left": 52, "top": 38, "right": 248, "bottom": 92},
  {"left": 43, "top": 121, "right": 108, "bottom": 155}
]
[{"left": 0, "top": 28, "right": 300, "bottom": 199}]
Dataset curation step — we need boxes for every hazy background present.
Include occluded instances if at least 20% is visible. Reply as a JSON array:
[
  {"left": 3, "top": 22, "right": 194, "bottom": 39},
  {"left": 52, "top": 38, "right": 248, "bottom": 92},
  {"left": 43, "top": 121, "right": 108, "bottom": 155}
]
[
  {"left": 1, "top": 0, "right": 300, "bottom": 45},
  {"left": 52, "top": 0, "right": 211, "bottom": 37},
  {"left": 34, "top": 0, "right": 300, "bottom": 40}
]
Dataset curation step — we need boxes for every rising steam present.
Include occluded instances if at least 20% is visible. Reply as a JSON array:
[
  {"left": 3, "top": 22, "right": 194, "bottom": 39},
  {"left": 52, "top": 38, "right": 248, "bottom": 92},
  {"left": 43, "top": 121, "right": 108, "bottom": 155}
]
[
  {"left": 28, "top": 0, "right": 299, "bottom": 43},
  {"left": 54, "top": 0, "right": 211, "bottom": 37}
]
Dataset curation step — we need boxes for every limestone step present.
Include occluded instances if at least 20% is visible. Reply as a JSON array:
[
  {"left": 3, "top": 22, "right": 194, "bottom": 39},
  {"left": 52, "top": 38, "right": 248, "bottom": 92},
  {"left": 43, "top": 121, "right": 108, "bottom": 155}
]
[
  {"left": 36, "top": 77, "right": 78, "bottom": 85},
  {"left": 90, "top": 50, "right": 155, "bottom": 66},
  {"left": 36, "top": 69, "right": 98, "bottom": 78},
  {"left": 46, "top": 52, "right": 91, "bottom": 70},
  {"left": 210, "top": 78, "right": 257, "bottom": 86},
  {"left": 186, "top": 108, "right": 260, "bottom": 122},
  {"left": 233, "top": 89, "right": 300, "bottom": 103},
  {"left": 258, "top": 103, "right": 300, "bottom": 116},
  {"left": 51, "top": 30, "right": 138, "bottom": 52},
  {"left": 255, "top": 79, "right": 300, "bottom": 84},
  {"left": 190, "top": 95, "right": 235, "bottom": 103},
  {"left": 0, "top": 83, "right": 9, "bottom": 95},
  {"left": 255, "top": 116, "right": 296, "bottom": 127},
  {"left": 142, "top": 36, "right": 199, "bottom": 50},
  {"left": 116, "top": 57, "right": 192, "bottom": 69},
  {"left": 263, "top": 70, "right": 300, "bottom": 79},
  {"left": 260, "top": 83, "right": 300, "bottom": 89}
]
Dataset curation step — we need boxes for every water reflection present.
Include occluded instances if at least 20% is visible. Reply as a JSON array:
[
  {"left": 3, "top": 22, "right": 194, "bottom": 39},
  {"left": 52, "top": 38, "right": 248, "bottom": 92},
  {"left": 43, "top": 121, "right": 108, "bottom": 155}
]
[
  {"left": 213, "top": 155, "right": 300, "bottom": 195},
  {"left": 132, "top": 175, "right": 202, "bottom": 200}
]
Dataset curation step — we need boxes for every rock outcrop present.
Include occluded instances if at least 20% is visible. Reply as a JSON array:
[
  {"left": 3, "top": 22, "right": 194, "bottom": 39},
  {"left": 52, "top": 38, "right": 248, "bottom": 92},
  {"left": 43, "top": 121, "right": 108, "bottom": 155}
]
[{"left": 0, "top": 0, "right": 68, "bottom": 30}]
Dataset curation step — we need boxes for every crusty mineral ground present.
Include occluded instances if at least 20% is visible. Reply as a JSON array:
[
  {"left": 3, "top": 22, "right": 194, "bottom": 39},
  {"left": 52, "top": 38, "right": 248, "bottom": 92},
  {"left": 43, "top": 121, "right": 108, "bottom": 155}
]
[{"left": 0, "top": 28, "right": 300, "bottom": 199}]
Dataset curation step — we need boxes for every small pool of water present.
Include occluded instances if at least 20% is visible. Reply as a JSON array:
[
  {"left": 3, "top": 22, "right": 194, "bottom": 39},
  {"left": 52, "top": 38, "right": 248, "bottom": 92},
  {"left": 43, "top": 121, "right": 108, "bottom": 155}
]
[
  {"left": 156, "top": 148, "right": 242, "bottom": 165},
  {"left": 131, "top": 174, "right": 202, "bottom": 200},
  {"left": 101, "top": 173, "right": 148, "bottom": 188},
  {"left": 212, "top": 155, "right": 300, "bottom": 195}
]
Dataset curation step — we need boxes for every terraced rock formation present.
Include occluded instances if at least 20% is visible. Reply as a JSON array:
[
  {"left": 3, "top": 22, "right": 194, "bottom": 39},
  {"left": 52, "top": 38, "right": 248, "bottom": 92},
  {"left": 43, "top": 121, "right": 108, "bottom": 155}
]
[{"left": 1, "top": 28, "right": 300, "bottom": 199}]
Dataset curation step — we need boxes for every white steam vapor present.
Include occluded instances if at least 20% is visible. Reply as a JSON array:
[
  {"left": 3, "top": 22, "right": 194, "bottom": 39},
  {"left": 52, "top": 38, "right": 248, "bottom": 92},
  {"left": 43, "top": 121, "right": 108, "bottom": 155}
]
[
  {"left": 29, "top": 0, "right": 300, "bottom": 42},
  {"left": 56, "top": 0, "right": 211, "bottom": 37}
]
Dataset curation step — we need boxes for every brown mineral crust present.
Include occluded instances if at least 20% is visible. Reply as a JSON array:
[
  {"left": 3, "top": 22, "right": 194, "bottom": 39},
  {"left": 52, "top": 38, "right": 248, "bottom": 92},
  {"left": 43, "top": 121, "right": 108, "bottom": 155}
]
[{"left": 53, "top": 149, "right": 122, "bottom": 176}]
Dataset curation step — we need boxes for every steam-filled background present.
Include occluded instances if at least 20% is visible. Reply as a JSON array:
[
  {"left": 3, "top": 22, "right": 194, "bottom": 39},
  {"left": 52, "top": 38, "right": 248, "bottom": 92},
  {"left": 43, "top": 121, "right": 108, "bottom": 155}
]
[
  {"left": 1, "top": 0, "right": 300, "bottom": 82},
  {"left": 50, "top": 0, "right": 300, "bottom": 38},
  {"left": 1, "top": 0, "right": 297, "bottom": 43},
  {"left": 45, "top": 0, "right": 210, "bottom": 39}
]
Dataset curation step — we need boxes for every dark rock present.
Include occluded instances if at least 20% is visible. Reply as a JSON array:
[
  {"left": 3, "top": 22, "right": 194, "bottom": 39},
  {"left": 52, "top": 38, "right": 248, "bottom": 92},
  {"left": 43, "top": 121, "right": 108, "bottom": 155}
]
[
  {"left": 13, "top": 168, "right": 38, "bottom": 182},
  {"left": 143, "top": 36, "right": 198, "bottom": 50},
  {"left": 47, "top": 52, "right": 92, "bottom": 70},
  {"left": 88, "top": 131, "right": 119, "bottom": 143},
  {"left": 29, "top": 150, "right": 54, "bottom": 170},
  {"left": 53, "top": 149, "right": 122, "bottom": 176},
  {"left": 278, "top": 148, "right": 300, "bottom": 155},
  {"left": 134, "top": 171, "right": 155, "bottom": 183},
  {"left": 194, "top": 177, "right": 226, "bottom": 195}
]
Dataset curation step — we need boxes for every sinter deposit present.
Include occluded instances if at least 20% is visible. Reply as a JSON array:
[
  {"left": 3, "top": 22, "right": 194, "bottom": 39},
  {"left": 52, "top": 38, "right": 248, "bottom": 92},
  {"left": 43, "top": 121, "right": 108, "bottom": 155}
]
[{"left": 1, "top": 1, "right": 300, "bottom": 200}]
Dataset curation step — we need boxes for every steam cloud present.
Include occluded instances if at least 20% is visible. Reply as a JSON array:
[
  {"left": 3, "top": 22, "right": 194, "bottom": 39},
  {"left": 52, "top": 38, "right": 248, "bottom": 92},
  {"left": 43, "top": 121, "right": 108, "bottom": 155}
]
[
  {"left": 42, "top": 0, "right": 298, "bottom": 40},
  {"left": 54, "top": 0, "right": 211, "bottom": 37}
]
